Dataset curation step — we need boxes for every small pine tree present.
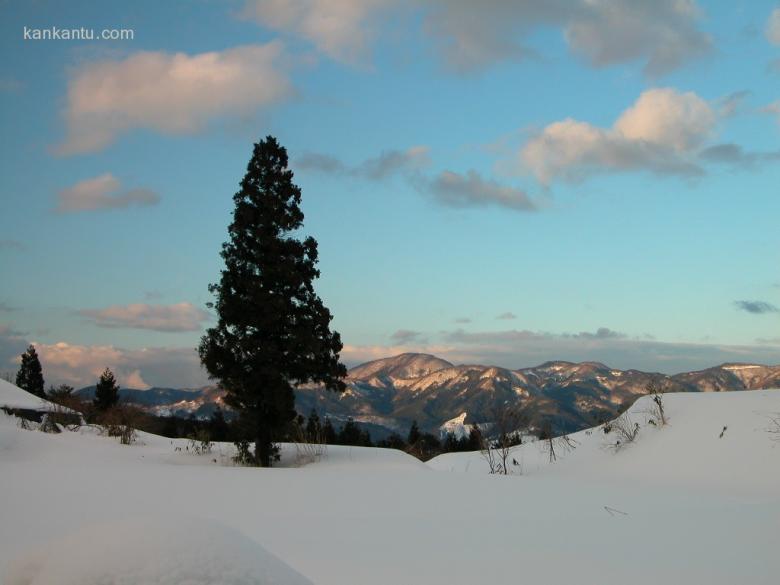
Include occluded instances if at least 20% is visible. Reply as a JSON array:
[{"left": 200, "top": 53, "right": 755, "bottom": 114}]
[
  {"left": 338, "top": 417, "right": 363, "bottom": 445},
  {"left": 322, "top": 417, "right": 337, "bottom": 444},
  {"left": 305, "top": 409, "right": 321, "bottom": 442},
  {"left": 465, "top": 426, "right": 482, "bottom": 451},
  {"left": 377, "top": 432, "right": 407, "bottom": 450},
  {"left": 93, "top": 368, "right": 119, "bottom": 411},
  {"left": 16, "top": 345, "right": 45, "bottom": 398},
  {"left": 47, "top": 384, "right": 74, "bottom": 401},
  {"left": 209, "top": 407, "right": 230, "bottom": 441},
  {"left": 407, "top": 420, "right": 421, "bottom": 445}
]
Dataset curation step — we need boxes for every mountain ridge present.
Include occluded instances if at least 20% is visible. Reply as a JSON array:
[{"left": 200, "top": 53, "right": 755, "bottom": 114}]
[{"left": 75, "top": 353, "right": 780, "bottom": 436}]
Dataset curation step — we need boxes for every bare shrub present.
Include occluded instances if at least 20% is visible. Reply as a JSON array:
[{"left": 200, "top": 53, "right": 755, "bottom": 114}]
[
  {"left": 291, "top": 419, "right": 326, "bottom": 466},
  {"left": 474, "top": 425, "right": 502, "bottom": 474},
  {"left": 607, "top": 412, "right": 639, "bottom": 451},
  {"left": 768, "top": 415, "right": 780, "bottom": 441},
  {"left": 46, "top": 401, "right": 82, "bottom": 431},
  {"left": 645, "top": 380, "right": 667, "bottom": 426},
  {"left": 477, "top": 403, "right": 530, "bottom": 475},
  {"left": 233, "top": 439, "right": 254, "bottom": 465},
  {"left": 187, "top": 429, "right": 213, "bottom": 455},
  {"left": 96, "top": 405, "right": 142, "bottom": 445},
  {"left": 539, "top": 419, "right": 578, "bottom": 463},
  {"left": 38, "top": 414, "right": 61, "bottom": 434}
]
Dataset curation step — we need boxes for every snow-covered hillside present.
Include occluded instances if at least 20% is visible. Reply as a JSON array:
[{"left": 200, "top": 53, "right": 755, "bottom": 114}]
[
  {"left": 1, "top": 385, "right": 779, "bottom": 584},
  {"left": 0, "top": 378, "right": 54, "bottom": 410},
  {"left": 430, "top": 390, "right": 780, "bottom": 497}
]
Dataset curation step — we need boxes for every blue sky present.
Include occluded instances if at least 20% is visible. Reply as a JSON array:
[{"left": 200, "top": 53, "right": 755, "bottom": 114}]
[{"left": 1, "top": 0, "right": 779, "bottom": 388}]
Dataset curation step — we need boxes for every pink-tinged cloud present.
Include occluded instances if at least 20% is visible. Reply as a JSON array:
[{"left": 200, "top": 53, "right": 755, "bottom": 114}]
[
  {"left": 762, "top": 100, "right": 780, "bottom": 126},
  {"left": 520, "top": 88, "right": 715, "bottom": 183},
  {"left": 79, "top": 303, "right": 210, "bottom": 332},
  {"left": 241, "top": 0, "right": 390, "bottom": 64},
  {"left": 57, "top": 43, "right": 291, "bottom": 155},
  {"left": 244, "top": 1, "right": 709, "bottom": 75},
  {"left": 767, "top": 7, "right": 780, "bottom": 45},
  {"left": 425, "top": 0, "right": 709, "bottom": 75},
  {"left": 56, "top": 173, "right": 160, "bottom": 213},
  {"left": 23, "top": 341, "right": 208, "bottom": 389}
]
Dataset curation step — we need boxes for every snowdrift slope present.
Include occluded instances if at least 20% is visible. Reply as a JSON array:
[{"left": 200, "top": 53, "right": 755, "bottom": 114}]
[
  {"left": 0, "top": 378, "right": 53, "bottom": 410},
  {"left": 1, "top": 389, "right": 779, "bottom": 584},
  {"left": 5, "top": 516, "right": 313, "bottom": 585},
  {"left": 430, "top": 390, "right": 780, "bottom": 496}
]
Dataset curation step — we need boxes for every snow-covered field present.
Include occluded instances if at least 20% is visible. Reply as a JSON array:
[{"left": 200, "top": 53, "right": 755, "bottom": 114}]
[{"left": 2, "top": 381, "right": 779, "bottom": 584}]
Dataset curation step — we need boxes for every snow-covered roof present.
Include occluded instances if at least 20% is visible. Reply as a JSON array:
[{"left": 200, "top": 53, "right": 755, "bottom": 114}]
[{"left": 0, "top": 378, "right": 52, "bottom": 410}]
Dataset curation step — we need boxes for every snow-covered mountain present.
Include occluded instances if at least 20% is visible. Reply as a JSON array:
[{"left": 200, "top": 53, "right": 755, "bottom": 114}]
[
  {"left": 347, "top": 353, "right": 454, "bottom": 385},
  {"left": 73, "top": 353, "right": 780, "bottom": 437}
]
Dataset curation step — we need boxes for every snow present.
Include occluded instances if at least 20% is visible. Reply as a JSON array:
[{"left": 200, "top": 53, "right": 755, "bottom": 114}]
[
  {"left": 0, "top": 378, "right": 52, "bottom": 410},
  {"left": 722, "top": 364, "right": 763, "bottom": 371},
  {"left": 4, "top": 516, "right": 313, "bottom": 585},
  {"left": 429, "top": 391, "right": 780, "bottom": 497},
  {"left": 439, "top": 412, "right": 469, "bottom": 438},
  {"left": 2, "top": 388, "right": 780, "bottom": 584}
]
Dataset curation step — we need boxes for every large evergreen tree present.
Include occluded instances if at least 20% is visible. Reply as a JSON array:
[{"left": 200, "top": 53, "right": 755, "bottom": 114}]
[
  {"left": 93, "top": 368, "right": 120, "bottom": 411},
  {"left": 199, "top": 136, "right": 347, "bottom": 467},
  {"left": 16, "top": 345, "right": 45, "bottom": 398}
]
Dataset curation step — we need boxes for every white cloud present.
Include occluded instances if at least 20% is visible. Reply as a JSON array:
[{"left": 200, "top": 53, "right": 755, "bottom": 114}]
[
  {"left": 31, "top": 341, "right": 125, "bottom": 386},
  {"left": 563, "top": 0, "right": 710, "bottom": 76},
  {"left": 299, "top": 148, "right": 536, "bottom": 212},
  {"left": 424, "top": 170, "right": 537, "bottom": 212},
  {"left": 56, "top": 173, "right": 160, "bottom": 213},
  {"left": 613, "top": 88, "right": 715, "bottom": 151},
  {"left": 436, "top": 328, "right": 780, "bottom": 372},
  {"left": 356, "top": 146, "right": 430, "bottom": 179},
  {"left": 123, "top": 369, "right": 151, "bottom": 390},
  {"left": 240, "top": 1, "right": 709, "bottom": 75},
  {"left": 57, "top": 43, "right": 291, "bottom": 155},
  {"left": 296, "top": 145, "right": 430, "bottom": 179},
  {"left": 389, "top": 329, "right": 423, "bottom": 344},
  {"left": 717, "top": 90, "right": 751, "bottom": 118},
  {"left": 767, "top": 7, "right": 780, "bottom": 45},
  {"left": 342, "top": 330, "right": 780, "bottom": 373},
  {"left": 423, "top": 0, "right": 709, "bottom": 75},
  {"left": 520, "top": 88, "right": 715, "bottom": 183},
  {"left": 241, "top": 0, "right": 389, "bottom": 64},
  {"left": 20, "top": 341, "right": 209, "bottom": 389},
  {"left": 79, "top": 303, "right": 210, "bottom": 332}
]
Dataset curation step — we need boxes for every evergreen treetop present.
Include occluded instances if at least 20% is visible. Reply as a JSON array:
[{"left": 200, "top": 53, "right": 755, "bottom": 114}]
[
  {"left": 93, "top": 368, "right": 120, "bottom": 411},
  {"left": 16, "top": 345, "right": 45, "bottom": 398},
  {"left": 407, "top": 420, "right": 421, "bottom": 445}
]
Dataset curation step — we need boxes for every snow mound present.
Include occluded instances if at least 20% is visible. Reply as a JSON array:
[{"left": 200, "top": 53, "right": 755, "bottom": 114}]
[
  {"left": 428, "top": 389, "right": 780, "bottom": 496},
  {"left": 0, "top": 378, "right": 51, "bottom": 410},
  {"left": 4, "top": 516, "right": 314, "bottom": 585}
]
